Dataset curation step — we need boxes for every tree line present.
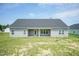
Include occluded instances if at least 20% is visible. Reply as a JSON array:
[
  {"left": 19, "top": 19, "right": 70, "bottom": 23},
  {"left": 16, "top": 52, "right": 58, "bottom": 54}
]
[{"left": 0, "top": 24, "right": 9, "bottom": 32}]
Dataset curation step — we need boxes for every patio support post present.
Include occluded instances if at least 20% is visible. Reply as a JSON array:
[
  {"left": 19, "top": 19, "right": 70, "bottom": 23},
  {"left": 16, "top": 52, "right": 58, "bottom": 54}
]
[{"left": 38, "top": 29, "right": 40, "bottom": 37}]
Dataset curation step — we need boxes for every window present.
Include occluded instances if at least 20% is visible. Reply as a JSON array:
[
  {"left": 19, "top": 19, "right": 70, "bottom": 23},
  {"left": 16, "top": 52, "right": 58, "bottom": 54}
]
[
  {"left": 41, "top": 29, "right": 44, "bottom": 34},
  {"left": 24, "top": 30, "right": 26, "bottom": 34},
  {"left": 46, "top": 30, "right": 48, "bottom": 34},
  {"left": 44, "top": 30, "right": 46, "bottom": 34},
  {"left": 73, "top": 31, "right": 75, "bottom": 34},
  {"left": 41, "top": 29, "right": 49, "bottom": 35},
  {"left": 59, "top": 30, "right": 61, "bottom": 34},
  {"left": 35, "top": 30, "right": 36, "bottom": 35},
  {"left": 41, "top": 30, "right": 43, "bottom": 34},
  {"left": 12, "top": 30, "right": 14, "bottom": 35},
  {"left": 62, "top": 30, "right": 64, "bottom": 34},
  {"left": 59, "top": 30, "right": 64, "bottom": 34}
]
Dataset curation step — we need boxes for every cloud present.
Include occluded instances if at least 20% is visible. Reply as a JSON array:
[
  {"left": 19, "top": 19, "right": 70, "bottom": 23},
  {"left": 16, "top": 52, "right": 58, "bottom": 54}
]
[
  {"left": 52, "top": 9, "right": 79, "bottom": 19},
  {"left": 28, "top": 13, "right": 35, "bottom": 17}
]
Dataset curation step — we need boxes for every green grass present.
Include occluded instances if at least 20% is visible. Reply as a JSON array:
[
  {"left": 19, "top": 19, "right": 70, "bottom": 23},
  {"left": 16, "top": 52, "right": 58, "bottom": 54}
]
[{"left": 0, "top": 32, "right": 79, "bottom": 56}]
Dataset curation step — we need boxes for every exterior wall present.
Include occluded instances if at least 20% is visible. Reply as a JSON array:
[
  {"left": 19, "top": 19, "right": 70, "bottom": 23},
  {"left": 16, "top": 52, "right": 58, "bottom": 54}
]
[
  {"left": 10, "top": 28, "right": 68, "bottom": 37},
  {"left": 10, "top": 29, "right": 28, "bottom": 37},
  {"left": 51, "top": 29, "right": 68, "bottom": 37},
  {"left": 69, "top": 29, "right": 79, "bottom": 35}
]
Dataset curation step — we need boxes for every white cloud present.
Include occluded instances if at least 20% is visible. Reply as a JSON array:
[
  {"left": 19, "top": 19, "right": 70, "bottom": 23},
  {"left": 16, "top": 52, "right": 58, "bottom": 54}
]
[
  {"left": 28, "top": 13, "right": 35, "bottom": 17},
  {"left": 52, "top": 9, "right": 79, "bottom": 19}
]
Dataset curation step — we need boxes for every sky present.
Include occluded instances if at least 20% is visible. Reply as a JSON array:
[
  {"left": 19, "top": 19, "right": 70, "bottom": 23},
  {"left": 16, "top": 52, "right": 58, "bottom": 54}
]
[{"left": 0, "top": 3, "right": 79, "bottom": 26}]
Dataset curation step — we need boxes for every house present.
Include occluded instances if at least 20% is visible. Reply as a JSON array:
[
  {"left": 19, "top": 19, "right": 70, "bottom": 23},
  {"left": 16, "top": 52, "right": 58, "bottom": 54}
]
[
  {"left": 10, "top": 19, "right": 68, "bottom": 37},
  {"left": 4, "top": 28, "right": 10, "bottom": 32},
  {"left": 69, "top": 23, "right": 79, "bottom": 35}
]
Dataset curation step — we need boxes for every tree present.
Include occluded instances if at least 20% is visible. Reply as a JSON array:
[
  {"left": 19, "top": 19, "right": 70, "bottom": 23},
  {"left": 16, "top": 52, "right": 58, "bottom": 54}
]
[
  {"left": 6, "top": 24, "right": 9, "bottom": 28},
  {"left": 0, "top": 24, "right": 3, "bottom": 32},
  {"left": 0, "top": 24, "right": 9, "bottom": 32}
]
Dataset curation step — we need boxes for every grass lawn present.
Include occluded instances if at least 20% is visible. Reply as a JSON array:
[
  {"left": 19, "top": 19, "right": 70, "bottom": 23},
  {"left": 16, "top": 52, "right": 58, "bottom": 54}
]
[{"left": 0, "top": 32, "right": 79, "bottom": 56}]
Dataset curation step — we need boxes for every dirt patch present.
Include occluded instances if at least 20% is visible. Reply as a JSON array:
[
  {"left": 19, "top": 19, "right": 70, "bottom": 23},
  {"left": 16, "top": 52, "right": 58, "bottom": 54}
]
[
  {"left": 37, "top": 48, "right": 52, "bottom": 56},
  {"left": 68, "top": 43, "right": 79, "bottom": 49}
]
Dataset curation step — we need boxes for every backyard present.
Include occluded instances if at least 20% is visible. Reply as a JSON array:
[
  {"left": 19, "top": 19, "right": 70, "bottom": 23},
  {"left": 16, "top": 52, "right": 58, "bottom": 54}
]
[{"left": 0, "top": 32, "right": 79, "bottom": 56}]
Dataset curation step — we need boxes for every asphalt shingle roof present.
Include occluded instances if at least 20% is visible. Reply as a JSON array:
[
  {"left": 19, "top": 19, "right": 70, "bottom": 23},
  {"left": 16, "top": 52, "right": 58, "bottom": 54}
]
[
  {"left": 10, "top": 19, "right": 68, "bottom": 28},
  {"left": 70, "top": 23, "right": 79, "bottom": 29}
]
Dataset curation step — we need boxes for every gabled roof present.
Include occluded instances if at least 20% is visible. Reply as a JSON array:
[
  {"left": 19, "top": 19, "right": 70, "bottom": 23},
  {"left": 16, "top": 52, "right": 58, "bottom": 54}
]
[
  {"left": 70, "top": 23, "right": 79, "bottom": 29},
  {"left": 10, "top": 19, "right": 68, "bottom": 28}
]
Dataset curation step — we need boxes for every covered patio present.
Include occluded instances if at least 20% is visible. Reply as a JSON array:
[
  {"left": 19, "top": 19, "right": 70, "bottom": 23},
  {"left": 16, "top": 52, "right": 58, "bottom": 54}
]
[{"left": 28, "top": 29, "right": 50, "bottom": 36}]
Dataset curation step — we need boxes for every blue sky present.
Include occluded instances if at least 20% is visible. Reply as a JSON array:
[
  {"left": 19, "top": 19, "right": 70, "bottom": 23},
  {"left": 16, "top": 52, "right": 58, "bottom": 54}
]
[{"left": 0, "top": 3, "right": 79, "bottom": 26}]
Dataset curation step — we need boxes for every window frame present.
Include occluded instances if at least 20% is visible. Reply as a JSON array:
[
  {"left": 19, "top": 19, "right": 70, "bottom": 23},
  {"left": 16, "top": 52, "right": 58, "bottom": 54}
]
[
  {"left": 24, "top": 30, "right": 26, "bottom": 34},
  {"left": 62, "top": 30, "right": 64, "bottom": 34},
  {"left": 73, "top": 31, "right": 75, "bottom": 34},
  {"left": 59, "top": 30, "right": 61, "bottom": 34},
  {"left": 11, "top": 30, "right": 14, "bottom": 35},
  {"left": 41, "top": 29, "right": 49, "bottom": 35},
  {"left": 59, "top": 30, "right": 64, "bottom": 34}
]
